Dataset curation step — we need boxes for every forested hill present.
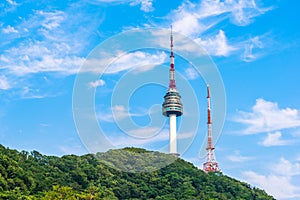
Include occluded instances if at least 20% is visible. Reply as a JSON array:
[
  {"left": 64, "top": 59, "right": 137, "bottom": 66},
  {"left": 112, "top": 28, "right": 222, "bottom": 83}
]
[{"left": 0, "top": 144, "right": 274, "bottom": 200}]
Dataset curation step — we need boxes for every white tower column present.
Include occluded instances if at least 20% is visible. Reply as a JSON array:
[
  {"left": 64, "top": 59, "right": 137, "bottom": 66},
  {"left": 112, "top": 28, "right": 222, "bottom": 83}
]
[
  {"left": 162, "top": 26, "right": 183, "bottom": 156},
  {"left": 169, "top": 114, "right": 177, "bottom": 154}
]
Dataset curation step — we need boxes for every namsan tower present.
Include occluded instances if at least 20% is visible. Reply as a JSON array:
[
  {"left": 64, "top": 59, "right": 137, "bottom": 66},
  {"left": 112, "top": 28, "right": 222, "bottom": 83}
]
[
  {"left": 162, "top": 26, "right": 183, "bottom": 156},
  {"left": 203, "top": 85, "right": 220, "bottom": 172}
]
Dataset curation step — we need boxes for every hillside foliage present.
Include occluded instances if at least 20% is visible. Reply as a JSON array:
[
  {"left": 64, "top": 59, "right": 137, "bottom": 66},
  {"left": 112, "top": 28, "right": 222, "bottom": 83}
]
[{"left": 0, "top": 145, "right": 274, "bottom": 199}]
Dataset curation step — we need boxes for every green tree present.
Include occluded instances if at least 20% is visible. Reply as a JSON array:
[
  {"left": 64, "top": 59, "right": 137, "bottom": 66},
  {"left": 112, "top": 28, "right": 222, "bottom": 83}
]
[
  {"left": 0, "top": 144, "right": 275, "bottom": 200},
  {"left": 42, "top": 185, "right": 77, "bottom": 200}
]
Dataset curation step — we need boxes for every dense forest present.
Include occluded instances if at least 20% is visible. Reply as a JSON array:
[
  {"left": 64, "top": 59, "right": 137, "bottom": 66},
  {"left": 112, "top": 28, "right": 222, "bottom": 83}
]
[{"left": 0, "top": 144, "right": 275, "bottom": 199}]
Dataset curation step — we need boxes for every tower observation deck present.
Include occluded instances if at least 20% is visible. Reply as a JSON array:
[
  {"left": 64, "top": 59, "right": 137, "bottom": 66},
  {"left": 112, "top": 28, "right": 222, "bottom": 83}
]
[{"left": 162, "top": 26, "right": 183, "bottom": 155}]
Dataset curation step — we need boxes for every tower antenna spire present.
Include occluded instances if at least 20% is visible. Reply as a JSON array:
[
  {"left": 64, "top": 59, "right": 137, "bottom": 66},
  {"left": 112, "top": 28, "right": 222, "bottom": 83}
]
[
  {"left": 203, "top": 85, "right": 220, "bottom": 172},
  {"left": 169, "top": 25, "right": 176, "bottom": 89},
  {"left": 170, "top": 25, "right": 174, "bottom": 55},
  {"left": 162, "top": 26, "right": 183, "bottom": 156}
]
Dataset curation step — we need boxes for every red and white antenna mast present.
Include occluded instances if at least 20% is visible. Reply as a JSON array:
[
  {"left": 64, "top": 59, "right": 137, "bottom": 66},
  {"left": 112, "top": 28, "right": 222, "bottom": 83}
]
[{"left": 203, "top": 85, "right": 220, "bottom": 172}]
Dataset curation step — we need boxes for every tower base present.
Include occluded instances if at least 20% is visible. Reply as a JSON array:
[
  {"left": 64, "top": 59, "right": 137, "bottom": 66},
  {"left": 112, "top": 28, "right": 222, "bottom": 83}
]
[
  {"left": 169, "top": 153, "right": 180, "bottom": 157},
  {"left": 203, "top": 161, "right": 220, "bottom": 173}
]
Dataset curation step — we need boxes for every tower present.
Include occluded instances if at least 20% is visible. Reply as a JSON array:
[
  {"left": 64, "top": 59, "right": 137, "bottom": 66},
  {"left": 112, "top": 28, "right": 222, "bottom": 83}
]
[
  {"left": 162, "top": 26, "right": 183, "bottom": 156},
  {"left": 203, "top": 85, "right": 220, "bottom": 172}
]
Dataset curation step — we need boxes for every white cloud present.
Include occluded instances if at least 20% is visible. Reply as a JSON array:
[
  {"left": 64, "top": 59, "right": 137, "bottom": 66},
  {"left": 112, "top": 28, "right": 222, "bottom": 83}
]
[
  {"left": 172, "top": 2, "right": 205, "bottom": 37},
  {"left": 108, "top": 128, "right": 194, "bottom": 148},
  {"left": 227, "top": 151, "right": 254, "bottom": 162},
  {"left": 97, "top": 105, "right": 144, "bottom": 123},
  {"left": 195, "top": 30, "right": 236, "bottom": 56},
  {"left": 242, "top": 36, "right": 264, "bottom": 62},
  {"left": 178, "top": 131, "right": 195, "bottom": 140},
  {"left": 198, "top": 0, "right": 272, "bottom": 26},
  {"left": 108, "top": 128, "right": 168, "bottom": 147},
  {"left": 2, "top": 48, "right": 166, "bottom": 76},
  {"left": 272, "top": 158, "right": 300, "bottom": 177},
  {"left": 0, "top": 75, "right": 11, "bottom": 90},
  {"left": 2, "top": 25, "right": 18, "bottom": 34},
  {"left": 103, "top": 51, "right": 167, "bottom": 74},
  {"left": 89, "top": 79, "right": 105, "bottom": 88},
  {"left": 38, "top": 10, "right": 65, "bottom": 30},
  {"left": 171, "top": 0, "right": 272, "bottom": 36},
  {"left": 0, "top": 8, "right": 97, "bottom": 77},
  {"left": 6, "top": 0, "right": 18, "bottom": 6},
  {"left": 97, "top": 111, "right": 114, "bottom": 123},
  {"left": 88, "top": 0, "right": 154, "bottom": 12},
  {"left": 260, "top": 131, "right": 293, "bottom": 147},
  {"left": 0, "top": 5, "right": 108, "bottom": 78},
  {"left": 233, "top": 99, "right": 300, "bottom": 134},
  {"left": 243, "top": 171, "right": 300, "bottom": 199},
  {"left": 130, "top": 0, "right": 154, "bottom": 12},
  {"left": 127, "top": 127, "right": 162, "bottom": 139},
  {"left": 20, "top": 86, "right": 52, "bottom": 99},
  {"left": 243, "top": 157, "right": 300, "bottom": 199},
  {"left": 184, "top": 67, "right": 199, "bottom": 80},
  {"left": 112, "top": 105, "right": 139, "bottom": 121},
  {"left": 1, "top": 41, "right": 85, "bottom": 75},
  {"left": 168, "top": 0, "right": 272, "bottom": 60},
  {"left": 88, "top": 0, "right": 126, "bottom": 2}
]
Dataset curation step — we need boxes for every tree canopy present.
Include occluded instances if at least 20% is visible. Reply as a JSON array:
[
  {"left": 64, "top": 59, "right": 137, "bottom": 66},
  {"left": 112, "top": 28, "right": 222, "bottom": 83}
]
[{"left": 0, "top": 144, "right": 274, "bottom": 199}]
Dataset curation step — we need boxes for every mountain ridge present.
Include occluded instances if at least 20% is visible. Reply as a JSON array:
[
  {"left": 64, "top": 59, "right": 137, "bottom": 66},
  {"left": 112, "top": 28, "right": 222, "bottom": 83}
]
[{"left": 0, "top": 144, "right": 275, "bottom": 199}]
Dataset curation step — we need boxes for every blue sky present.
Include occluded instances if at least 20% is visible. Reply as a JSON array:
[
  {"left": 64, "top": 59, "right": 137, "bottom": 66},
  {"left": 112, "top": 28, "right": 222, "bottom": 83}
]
[{"left": 1, "top": 0, "right": 300, "bottom": 199}]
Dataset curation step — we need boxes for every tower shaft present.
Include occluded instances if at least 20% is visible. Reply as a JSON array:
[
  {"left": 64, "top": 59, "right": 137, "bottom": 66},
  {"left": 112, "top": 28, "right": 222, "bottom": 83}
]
[{"left": 169, "top": 114, "right": 177, "bottom": 154}]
